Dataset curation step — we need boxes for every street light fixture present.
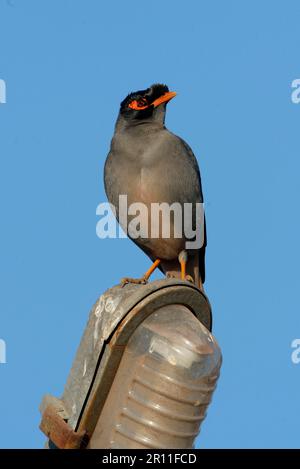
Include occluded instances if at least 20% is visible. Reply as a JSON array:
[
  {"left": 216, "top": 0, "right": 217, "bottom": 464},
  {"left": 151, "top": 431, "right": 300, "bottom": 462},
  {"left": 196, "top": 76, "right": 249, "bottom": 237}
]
[{"left": 40, "top": 279, "right": 222, "bottom": 449}]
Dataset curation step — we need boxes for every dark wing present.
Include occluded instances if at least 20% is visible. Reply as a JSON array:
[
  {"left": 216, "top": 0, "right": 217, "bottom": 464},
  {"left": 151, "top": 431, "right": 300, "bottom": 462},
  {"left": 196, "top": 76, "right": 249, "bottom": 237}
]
[{"left": 174, "top": 135, "right": 207, "bottom": 284}]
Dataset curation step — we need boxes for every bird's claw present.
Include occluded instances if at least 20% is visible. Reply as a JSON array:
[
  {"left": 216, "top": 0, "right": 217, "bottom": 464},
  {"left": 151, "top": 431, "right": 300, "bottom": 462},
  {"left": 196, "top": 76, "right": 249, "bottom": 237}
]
[
  {"left": 185, "top": 275, "right": 194, "bottom": 284},
  {"left": 120, "top": 276, "right": 148, "bottom": 288},
  {"left": 166, "top": 273, "right": 194, "bottom": 283}
]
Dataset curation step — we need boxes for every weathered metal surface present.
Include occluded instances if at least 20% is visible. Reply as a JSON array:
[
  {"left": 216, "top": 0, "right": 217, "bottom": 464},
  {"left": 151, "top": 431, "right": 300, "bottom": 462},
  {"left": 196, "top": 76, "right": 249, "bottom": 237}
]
[
  {"left": 39, "top": 403, "right": 88, "bottom": 449},
  {"left": 40, "top": 395, "right": 69, "bottom": 421},
  {"left": 61, "top": 282, "right": 140, "bottom": 430}
]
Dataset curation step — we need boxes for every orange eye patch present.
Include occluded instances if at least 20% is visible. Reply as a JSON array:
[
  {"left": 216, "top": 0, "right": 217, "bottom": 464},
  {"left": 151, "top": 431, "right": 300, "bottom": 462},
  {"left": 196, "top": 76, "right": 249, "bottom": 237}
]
[{"left": 128, "top": 98, "right": 149, "bottom": 110}]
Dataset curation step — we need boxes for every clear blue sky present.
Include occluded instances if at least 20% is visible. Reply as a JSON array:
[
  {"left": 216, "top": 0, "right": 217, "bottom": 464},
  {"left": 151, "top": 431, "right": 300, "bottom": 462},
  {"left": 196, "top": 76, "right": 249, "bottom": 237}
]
[{"left": 0, "top": 0, "right": 300, "bottom": 449}]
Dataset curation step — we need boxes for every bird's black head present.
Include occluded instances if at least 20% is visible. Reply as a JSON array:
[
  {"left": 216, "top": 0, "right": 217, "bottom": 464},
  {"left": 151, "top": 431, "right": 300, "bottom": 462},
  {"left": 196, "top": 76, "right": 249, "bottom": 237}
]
[{"left": 119, "top": 83, "right": 176, "bottom": 122}]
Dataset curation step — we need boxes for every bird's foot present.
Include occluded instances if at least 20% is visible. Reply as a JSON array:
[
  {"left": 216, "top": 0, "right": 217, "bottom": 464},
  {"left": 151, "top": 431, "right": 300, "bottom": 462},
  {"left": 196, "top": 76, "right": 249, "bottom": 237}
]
[
  {"left": 120, "top": 259, "right": 161, "bottom": 288},
  {"left": 166, "top": 272, "right": 195, "bottom": 283},
  {"left": 185, "top": 275, "right": 194, "bottom": 283},
  {"left": 120, "top": 276, "right": 148, "bottom": 288}
]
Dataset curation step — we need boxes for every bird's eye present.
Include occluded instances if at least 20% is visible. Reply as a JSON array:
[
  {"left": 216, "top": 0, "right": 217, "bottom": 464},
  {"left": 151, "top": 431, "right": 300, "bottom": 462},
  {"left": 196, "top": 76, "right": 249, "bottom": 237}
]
[
  {"left": 138, "top": 98, "right": 147, "bottom": 106},
  {"left": 128, "top": 98, "right": 149, "bottom": 110}
]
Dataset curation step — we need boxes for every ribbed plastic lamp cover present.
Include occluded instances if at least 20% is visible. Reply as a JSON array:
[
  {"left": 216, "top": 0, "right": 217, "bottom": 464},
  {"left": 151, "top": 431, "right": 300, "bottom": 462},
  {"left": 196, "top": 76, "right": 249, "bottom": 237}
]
[{"left": 88, "top": 303, "right": 221, "bottom": 449}]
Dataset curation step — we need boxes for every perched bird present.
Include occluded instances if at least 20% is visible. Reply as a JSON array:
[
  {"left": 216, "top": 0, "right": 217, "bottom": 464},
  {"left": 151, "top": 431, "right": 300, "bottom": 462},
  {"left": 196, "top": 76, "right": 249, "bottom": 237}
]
[{"left": 104, "top": 83, "right": 206, "bottom": 290}]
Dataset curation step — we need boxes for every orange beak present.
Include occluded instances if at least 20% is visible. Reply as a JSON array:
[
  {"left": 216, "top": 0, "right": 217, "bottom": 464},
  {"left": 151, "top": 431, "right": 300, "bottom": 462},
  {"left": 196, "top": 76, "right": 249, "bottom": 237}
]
[
  {"left": 152, "top": 91, "right": 177, "bottom": 108},
  {"left": 128, "top": 91, "right": 177, "bottom": 110}
]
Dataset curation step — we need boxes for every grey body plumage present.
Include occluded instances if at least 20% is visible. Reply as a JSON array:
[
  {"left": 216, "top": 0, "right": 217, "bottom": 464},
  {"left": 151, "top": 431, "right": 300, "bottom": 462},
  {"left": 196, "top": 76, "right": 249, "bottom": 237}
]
[{"left": 104, "top": 84, "right": 206, "bottom": 286}]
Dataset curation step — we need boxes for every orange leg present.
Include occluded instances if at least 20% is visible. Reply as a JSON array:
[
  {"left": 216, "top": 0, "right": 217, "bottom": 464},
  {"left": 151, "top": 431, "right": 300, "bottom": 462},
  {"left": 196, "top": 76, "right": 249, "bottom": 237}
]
[
  {"left": 143, "top": 259, "right": 161, "bottom": 281},
  {"left": 121, "top": 259, "right": 161, "bottom": 287}
]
